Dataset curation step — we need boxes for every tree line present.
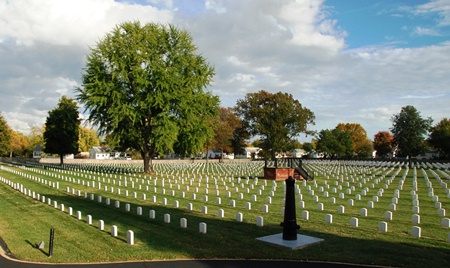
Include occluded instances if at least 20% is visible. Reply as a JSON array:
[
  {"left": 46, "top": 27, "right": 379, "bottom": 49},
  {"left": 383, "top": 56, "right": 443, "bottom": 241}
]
[{"left": 1, "top": 21, "right": 449, "bottom": 173}]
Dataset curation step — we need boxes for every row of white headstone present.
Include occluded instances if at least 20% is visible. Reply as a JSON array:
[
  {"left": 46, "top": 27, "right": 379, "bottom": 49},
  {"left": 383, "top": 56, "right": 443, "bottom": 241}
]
[{"left": 4, "top": 163, "right": 449, "bottom": 242}]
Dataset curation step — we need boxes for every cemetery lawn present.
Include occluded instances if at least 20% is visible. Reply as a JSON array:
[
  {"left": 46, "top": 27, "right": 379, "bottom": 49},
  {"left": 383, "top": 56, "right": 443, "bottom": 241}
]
[{"left": 0, "top": 161, "right": 449, "bottom": 268}]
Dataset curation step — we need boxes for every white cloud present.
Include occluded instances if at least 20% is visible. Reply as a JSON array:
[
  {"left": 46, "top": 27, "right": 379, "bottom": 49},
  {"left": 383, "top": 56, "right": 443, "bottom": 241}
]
[
  {"left": 0, "top": 0, "right": 173, "bottom": 47},
  {"left": 414, "top": 0, "right": 450, "bottom": 26},
  {"left": 412, "top": 26, "right": 441, "bottom": 36},
  {"left": 0, "top": 0, "right": 448, "bottom": 143},
  {"left": 205, "top": 0, "right": 226, "bottom": 14}
]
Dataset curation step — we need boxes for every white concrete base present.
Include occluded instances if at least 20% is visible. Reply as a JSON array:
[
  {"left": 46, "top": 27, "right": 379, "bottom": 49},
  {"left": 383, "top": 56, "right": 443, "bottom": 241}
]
[{"left": 256, "top": 233, "right": 324, "bottom": 250}]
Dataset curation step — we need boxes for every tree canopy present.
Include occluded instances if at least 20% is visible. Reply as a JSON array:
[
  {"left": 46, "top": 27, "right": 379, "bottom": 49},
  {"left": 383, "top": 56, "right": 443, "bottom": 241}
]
[
  {"left": 373, "top": 131, "right": 393, "bottom": 158},
  {"left": 43, "top": 96, "right": 80, "bottom": 164},
  {"left": 76, "top": 21, "right": 219, "bottom": 173},
  {"left": 336, "top": 123, "right": 371, "bottom": 157},
  {"left": 428, "top": 118, "right": 450, "bottom": 159},
  {"left": 390, "top": 105, "right": 432, "bottom": 166},
  {"left": 235, "top": 90, "right": 314, "bottom": 159},
  {"left": 316, "top": 128, "right": 353, "bottom": 158},
  {"left": 209, "top": 107, "right": 245, "bottom": 157},
  {"left": 0, "top": 113, "right": 11, "bottom": 156},
  {"left": 78, "top": 126, "right": 100, "bottom": 152},
  {"left": 9, "top": 130, "right": 28, "bottom": 157}
]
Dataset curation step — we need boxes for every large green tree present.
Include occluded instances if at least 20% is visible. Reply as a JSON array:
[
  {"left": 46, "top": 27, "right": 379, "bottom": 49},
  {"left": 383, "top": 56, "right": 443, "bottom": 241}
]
[
  {"left": 235, "top": 90, "right": 315, "bottom": 159},
  {"left": 390, "top": 105, "right": 432, "bottom": 166},
  {"left": 316, "top": 128, "right": 353, "bottom": 158},
  {"left": 428, "top": 118, "right": 450, "bottom": 159},
  {"left": 0, "top": 113, "right": 11, "bottom": 156},
  {"left": 373, "top": 131, "right": 393, "bottom": 158},
  {"left": 76, "top": 21, "right": 219, "bottom": 173},
  {"left": 43, "top": 96, "right": 80, "bottom": 165}
]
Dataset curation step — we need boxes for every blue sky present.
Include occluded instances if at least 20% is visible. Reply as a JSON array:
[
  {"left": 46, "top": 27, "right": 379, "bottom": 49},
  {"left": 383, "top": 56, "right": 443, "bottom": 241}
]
[
  {"left": 0, "top": 0, "right": 449, "bottom": 143},
  {"left": 327, "top": 0, "right": 450, "bottom": 48}
]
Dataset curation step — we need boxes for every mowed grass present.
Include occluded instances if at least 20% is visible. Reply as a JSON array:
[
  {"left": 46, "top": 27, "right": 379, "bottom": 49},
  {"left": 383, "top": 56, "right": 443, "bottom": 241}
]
[{"left": 0, "top": 160, "right": 449, "bottom": 267}]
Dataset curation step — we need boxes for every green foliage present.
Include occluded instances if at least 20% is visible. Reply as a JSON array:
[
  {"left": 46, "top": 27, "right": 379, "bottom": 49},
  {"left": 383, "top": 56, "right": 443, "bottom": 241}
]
[
  {"left": 43, "top": 96, "right": 80, "bottom": 164},
  {"left": 235, "top": 90, "right": 315, "bottom": 159},
  {"left": 302, "top": 142, "right": 315, "bottom": 153},
  {"left": 209, "top": 107, "right": 245, "bottom": 155},
  {"left": 78, "top": 126, "right": 100, "bottom": 152},
  {"left": 23, "top": 126, "right": 44, "bottom": 158},
  {"left": 373, "top": 131, "right": 393, "bottom": 158},
  {"left": 76, "top": 21, "right": 219, "bottom": 172},
  {"left": 390, "top": 105, "right": 432, "bottom": 162},
  {"left": 316, "top": 128, "right": 353, "bottom": 158},
  {"left": 428, "top": 118, "right": 450, "bottom": 159},
  {"left": 336, "top": 123, "right": 370, "bottom": 157},
  {"left": 0, "top": 112, "right": 11, "bottom": 156},
  {"left": 9, "top": 130, "right": 29, "bottom": 157}
]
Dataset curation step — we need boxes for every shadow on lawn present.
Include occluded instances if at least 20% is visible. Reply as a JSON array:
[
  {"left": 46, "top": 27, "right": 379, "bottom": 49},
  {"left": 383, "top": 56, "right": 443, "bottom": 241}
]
[{"left": 35, "top": 191, "right": 450, "bottom": 268}]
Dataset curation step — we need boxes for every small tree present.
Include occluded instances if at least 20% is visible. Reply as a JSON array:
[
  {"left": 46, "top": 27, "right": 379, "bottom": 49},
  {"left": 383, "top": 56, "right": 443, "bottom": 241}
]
[
  {"left": 78, "top": 126, "right": 100, "bottom": 152},
  {"left": 43, "top": 96, "right": 80, "bottom": 165},
  {"left": 428, "top": 118, "right": 450, "bottom": 159},
  {"left": 373, "top": 131, "right": 393, "bottom": 158},
  {"left": 390, "top": 105, "right": 432, "bottom": 167},
  {"left": 336, "top": 123, "right": 370, "bottom": 157},
  {"left": 0, "top": 113, "right": 11, "bottom": 156},
  {"left": 235, "top": 90, "right": 315, "bottom": 159},
  {"left": 24, "top": 125, "right": 44, "bottom": 158},
  {"left": 9, "top": 130, "right": 29, "bottom": 157},
  {"left": 316, "top": 128, "right": 353, "bottom": 158}
]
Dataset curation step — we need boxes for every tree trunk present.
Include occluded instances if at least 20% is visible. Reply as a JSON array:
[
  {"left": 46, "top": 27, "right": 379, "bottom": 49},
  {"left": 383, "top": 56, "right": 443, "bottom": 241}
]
[
  {"left": 142, "top": 151, "right": 153, "bottom": 174},
  {"left": 59, "top": 153, "right": 64, "bottom": 166},
  {"left": 408, "top": 154, "right": 412, "bottom": 169}
]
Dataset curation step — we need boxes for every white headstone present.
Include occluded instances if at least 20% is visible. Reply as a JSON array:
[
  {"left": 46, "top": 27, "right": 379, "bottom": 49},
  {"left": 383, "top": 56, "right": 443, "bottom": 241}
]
[
  {"left": 384, "top": 211, "right": 393, "bottom": 221},
  {"left": 149, "top": 210, "right": 156, "bottom": 219},
  {"left": 378, "top": 221, "right": 388, "bottom": 232},
  {"left": 199, "top": 222, "right": 207, "bottom": 234},
  {"left": 180, "top": 218, "right": 187, "bottom": 228},
  {"left": 164, "top": 213, "right": 170, "bottom": 223},
  {"left": 325, "top": 214, "right": 333, "bottom": 224},
  {"left": 302, "top": 210, "right": 309, "bottom": 220},
  {"left": 111, "top": 225, "right": 118, "bottom": 237},
  {"left": 350, "top": 217, "right": 358, "bottom": 227},
  {"left": 317, "top": 203, "right": 324, "bottom": 211},
  {"left": 411, "top": 226, "right": 421, "bottom": 237},
  {"left": 218, "top": 209, "right": 225, "bottom": 218},
  {"left": 256, "top": 216, "right": 264, "bottom": 227},
  {"left": 236, "top": 212, "right": 243, "bottom": 222},
  {"left": 126, "top": 230, "right": 134, "bottom": 245},
  {"left": 360, "top": 208, "right": 368, "bottom": 217}
]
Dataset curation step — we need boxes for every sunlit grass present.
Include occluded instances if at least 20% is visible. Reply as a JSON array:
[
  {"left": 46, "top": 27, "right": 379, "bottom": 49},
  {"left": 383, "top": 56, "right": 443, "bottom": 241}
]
[{"left": 0, "top": 160, "right": 449, "bottom": 267}]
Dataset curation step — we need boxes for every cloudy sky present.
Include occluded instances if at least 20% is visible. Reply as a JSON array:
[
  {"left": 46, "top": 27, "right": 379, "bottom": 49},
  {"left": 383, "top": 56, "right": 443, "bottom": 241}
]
[{"left": 1, "top": 0, "right": 449, "bottom": 142}]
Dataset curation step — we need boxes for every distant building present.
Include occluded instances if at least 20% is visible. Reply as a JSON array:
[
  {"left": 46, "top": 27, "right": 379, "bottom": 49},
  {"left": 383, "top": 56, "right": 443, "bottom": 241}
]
[
  {"left": 235, "top": 147, "right": 261, "bottom": 159},
  {"left": 89, "top": 146, "right": 110, "bottom": 160},
  {"left": 33, "top": 145, "right": 43, "bottom": 159}
]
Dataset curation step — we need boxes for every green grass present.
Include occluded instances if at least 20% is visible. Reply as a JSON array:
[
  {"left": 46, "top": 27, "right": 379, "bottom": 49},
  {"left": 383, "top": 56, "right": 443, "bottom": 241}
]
[{"left": 0, "top": 161, "right": 449, "bottom": 267}]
